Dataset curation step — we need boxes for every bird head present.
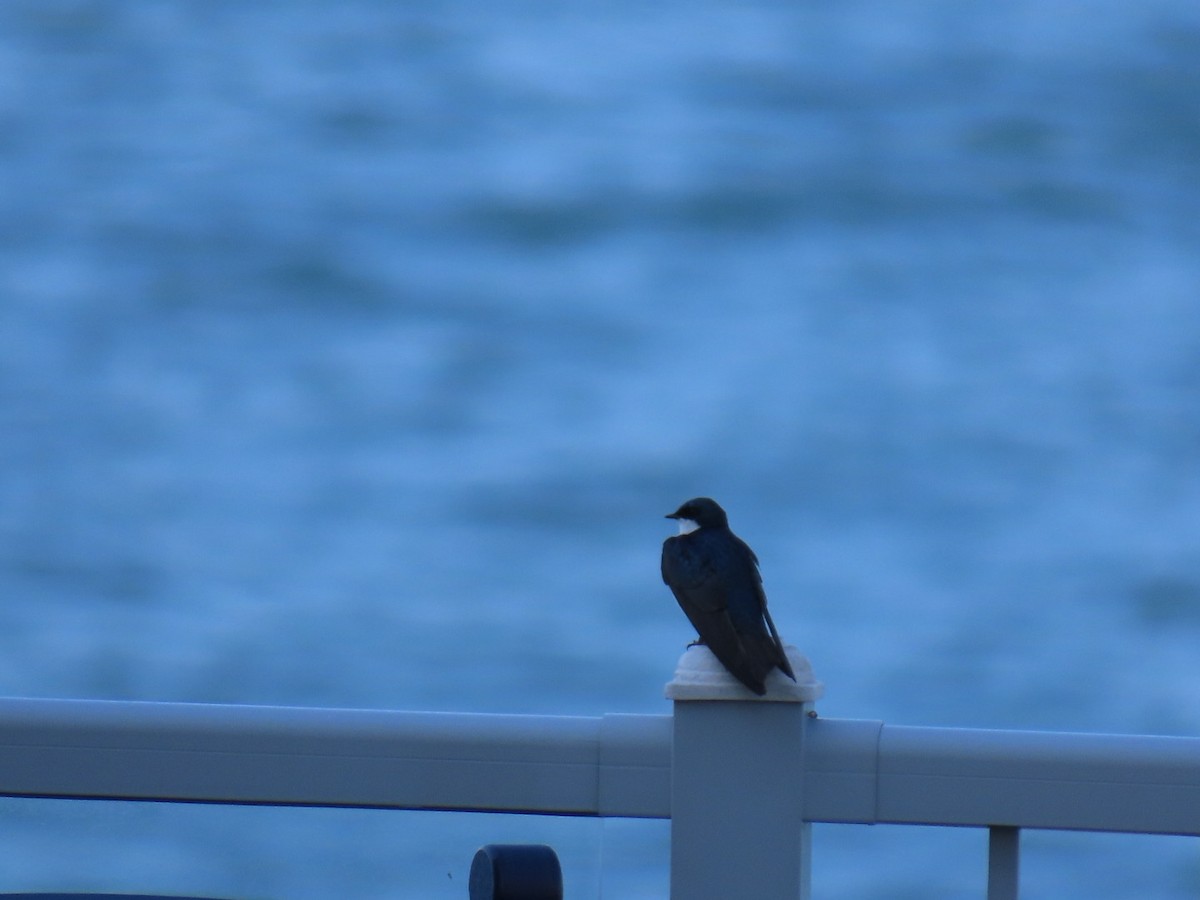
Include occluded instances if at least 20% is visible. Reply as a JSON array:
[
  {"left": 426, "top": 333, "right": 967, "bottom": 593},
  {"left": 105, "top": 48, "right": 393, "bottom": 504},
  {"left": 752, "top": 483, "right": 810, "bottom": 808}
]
[{"left": 665, "top": 497, "right": 729, "bottom": 534}]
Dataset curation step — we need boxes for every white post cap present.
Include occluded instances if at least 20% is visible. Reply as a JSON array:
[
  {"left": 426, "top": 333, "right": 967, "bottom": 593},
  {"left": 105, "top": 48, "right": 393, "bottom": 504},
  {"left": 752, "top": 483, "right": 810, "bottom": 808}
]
[{"left": 665, "top": 644, "right": 824, "bottom": 702}]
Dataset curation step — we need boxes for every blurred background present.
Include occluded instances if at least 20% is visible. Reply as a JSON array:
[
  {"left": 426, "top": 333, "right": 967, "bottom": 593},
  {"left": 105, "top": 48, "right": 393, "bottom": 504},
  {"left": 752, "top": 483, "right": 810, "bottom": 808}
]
[{"left": 2, "top": 1, "right": 1200, "bottom": 897}]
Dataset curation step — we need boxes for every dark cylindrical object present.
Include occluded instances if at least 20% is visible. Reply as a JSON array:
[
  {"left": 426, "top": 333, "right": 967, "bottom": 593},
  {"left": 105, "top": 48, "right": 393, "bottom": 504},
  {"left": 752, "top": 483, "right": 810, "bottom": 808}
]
[{"left": 468, "top": 843, "right": 563, "bottom": 900}]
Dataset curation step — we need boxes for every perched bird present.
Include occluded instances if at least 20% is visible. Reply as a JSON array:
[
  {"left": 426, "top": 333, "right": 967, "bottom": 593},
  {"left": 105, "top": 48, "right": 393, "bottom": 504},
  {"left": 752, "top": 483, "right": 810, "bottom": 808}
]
[{"left": 661, "top": 497, "right": 795, "bottom": 695}]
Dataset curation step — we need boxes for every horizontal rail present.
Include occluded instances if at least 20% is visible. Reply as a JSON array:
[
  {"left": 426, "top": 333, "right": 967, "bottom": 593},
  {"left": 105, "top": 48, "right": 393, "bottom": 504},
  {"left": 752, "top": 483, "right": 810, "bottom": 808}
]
[
  {"left": 3, "top": 697, "right": 1200, "bottom": 836},
  {"left": 805, "top": 718, "right": 1200, "bottom": 835},
  {"left": 0, "top": 697, "right": 670, "bottom": 818}
]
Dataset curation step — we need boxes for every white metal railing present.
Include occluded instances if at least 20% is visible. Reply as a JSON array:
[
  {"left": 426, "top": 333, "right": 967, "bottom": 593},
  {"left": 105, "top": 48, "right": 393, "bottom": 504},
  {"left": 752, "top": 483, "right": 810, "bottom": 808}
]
[{"left": 2, "top": 649, "right": 1199, "bottom": 898}]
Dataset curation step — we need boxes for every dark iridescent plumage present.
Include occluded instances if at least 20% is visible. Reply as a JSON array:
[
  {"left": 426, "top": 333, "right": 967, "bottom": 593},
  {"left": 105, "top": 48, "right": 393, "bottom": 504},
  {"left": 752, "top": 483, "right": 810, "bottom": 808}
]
[{"left": 661, "top": 497, "right": 795, "bottom": 695}]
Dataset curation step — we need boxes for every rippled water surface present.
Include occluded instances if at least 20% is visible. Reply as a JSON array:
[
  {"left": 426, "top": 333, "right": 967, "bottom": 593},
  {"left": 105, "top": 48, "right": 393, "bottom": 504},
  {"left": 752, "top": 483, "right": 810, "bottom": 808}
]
[{"left": 3, "top": 2, "right": 1200, "bottom": 896}]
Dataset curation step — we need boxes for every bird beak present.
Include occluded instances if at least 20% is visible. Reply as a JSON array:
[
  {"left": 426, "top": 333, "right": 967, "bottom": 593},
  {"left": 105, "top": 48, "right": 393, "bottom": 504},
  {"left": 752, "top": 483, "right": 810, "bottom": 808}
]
[{"left": 664, "top": 512, "right": 679, "bottom": 519}]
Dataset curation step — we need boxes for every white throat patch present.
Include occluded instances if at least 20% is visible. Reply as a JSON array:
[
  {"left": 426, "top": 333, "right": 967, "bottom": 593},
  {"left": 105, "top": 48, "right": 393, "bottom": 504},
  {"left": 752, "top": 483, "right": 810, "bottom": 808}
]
[{"left": 676, "top": 518, "right": 700, "bottom": 535}]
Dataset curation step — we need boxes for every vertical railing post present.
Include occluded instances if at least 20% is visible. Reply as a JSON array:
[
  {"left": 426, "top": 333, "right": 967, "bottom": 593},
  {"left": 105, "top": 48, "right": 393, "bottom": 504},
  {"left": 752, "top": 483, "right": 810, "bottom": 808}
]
[
  {"left": 987, "top": 826, "right": 1020, "bottom": 900},
  {"left": 666, "top": 646, "right": 824, "bottom": 900}
]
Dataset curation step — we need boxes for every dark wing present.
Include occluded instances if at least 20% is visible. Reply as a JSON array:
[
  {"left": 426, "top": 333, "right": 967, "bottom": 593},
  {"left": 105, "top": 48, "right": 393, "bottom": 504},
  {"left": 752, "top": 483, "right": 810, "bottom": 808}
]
[
  {"left": 730, "top": 541, "right": 795, "bottom": 682},
  {"left": 662, "top": 532, "right": 773, "bottom": 694}
]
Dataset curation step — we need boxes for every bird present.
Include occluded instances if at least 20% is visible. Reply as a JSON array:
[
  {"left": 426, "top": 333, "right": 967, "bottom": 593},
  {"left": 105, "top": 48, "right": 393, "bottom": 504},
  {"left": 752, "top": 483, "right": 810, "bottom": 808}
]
[{"left": 661, "top": 497, "right": 795, "bottom": 695}]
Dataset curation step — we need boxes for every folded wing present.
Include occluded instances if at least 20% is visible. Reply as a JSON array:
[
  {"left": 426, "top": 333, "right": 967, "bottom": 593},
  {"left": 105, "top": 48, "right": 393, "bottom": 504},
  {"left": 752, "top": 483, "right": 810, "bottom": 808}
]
[{"left": 662, "top": 532, "right": 789, "bottom": 695}]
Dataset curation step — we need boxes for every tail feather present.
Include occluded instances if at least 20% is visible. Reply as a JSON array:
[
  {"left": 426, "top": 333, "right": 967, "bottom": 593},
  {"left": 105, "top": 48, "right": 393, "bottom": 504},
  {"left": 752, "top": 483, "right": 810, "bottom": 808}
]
[
  {"left": 729, "top": 633, "right": 792, "bottom": 694},
  {"left": 762, "top": 608, "right": 795, "bottom": 681}
]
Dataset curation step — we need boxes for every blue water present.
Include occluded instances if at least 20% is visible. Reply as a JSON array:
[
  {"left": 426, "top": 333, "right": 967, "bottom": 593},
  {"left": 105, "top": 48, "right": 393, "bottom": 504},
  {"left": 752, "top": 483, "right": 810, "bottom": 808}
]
[{"left": 3, "top": 1, "right": 1200, "bottom": 896}]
